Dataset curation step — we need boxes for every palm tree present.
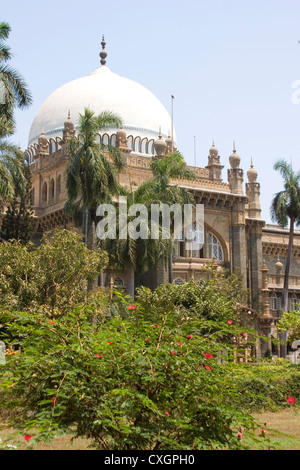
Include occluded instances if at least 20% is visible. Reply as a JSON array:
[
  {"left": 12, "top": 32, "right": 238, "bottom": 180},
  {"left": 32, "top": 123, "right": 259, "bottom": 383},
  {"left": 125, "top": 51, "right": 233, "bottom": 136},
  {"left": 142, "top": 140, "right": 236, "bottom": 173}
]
[
  {"left": 0, "top": 141, "right": 26, "bottom": 211},
  {"left": 0, "top": 22, "right": 32, "bottom": 137},
  {"left": 271, "top": 159, "right": 300, "bottom": 357},
  {"left": 100, "top": 151, "right": 197, "bottom": 298},
  {"left": 136, "top": 151, "right": 197, "bottom": 283},
  {"left": 64, "top": 107, "right": 125, "bottom": 249},
  {"left": 1, "top": 145, "right": 34, "bottom": 242}
]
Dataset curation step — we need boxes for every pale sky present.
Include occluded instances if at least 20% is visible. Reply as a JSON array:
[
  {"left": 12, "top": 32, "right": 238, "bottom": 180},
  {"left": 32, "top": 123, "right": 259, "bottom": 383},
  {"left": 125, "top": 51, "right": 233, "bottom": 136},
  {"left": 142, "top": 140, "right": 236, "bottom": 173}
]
[{"left": 3, "top": 0, "right": 300, "bottom": 224}]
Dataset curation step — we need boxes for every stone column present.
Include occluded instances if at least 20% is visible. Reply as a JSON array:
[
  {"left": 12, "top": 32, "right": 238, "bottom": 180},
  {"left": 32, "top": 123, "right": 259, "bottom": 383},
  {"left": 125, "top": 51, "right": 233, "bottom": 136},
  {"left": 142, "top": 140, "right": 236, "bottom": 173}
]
[{"left": 230, "top": 197, "right": 247, "bottom": 289}]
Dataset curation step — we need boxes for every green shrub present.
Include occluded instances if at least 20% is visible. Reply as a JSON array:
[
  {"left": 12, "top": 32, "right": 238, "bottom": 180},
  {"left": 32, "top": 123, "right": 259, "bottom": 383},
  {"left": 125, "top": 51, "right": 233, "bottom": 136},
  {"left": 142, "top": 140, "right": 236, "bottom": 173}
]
[{"left": 0, "top": 301, "right": 268, "bottom": 450}]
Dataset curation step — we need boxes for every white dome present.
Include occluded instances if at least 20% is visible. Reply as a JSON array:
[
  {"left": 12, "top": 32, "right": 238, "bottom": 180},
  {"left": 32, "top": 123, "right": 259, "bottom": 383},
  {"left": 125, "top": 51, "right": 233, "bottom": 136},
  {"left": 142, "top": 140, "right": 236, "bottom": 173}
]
[{"left": 28, "top": 65, "right": 176, "bottom": 148}]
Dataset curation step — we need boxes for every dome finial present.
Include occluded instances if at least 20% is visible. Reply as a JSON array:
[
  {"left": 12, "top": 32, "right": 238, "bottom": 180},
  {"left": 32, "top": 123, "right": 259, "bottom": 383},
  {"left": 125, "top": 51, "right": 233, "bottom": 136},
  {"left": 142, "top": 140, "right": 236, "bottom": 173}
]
[{"left": 100, "top": 35, "right": 107, "bottom": 66}]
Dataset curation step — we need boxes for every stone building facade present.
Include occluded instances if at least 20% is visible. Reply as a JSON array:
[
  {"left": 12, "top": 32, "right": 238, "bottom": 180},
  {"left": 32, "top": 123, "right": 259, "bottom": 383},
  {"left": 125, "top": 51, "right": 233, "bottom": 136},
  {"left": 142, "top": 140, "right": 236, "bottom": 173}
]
[{"left": 24, "top": 41, "right": 300, "bottom": 359}]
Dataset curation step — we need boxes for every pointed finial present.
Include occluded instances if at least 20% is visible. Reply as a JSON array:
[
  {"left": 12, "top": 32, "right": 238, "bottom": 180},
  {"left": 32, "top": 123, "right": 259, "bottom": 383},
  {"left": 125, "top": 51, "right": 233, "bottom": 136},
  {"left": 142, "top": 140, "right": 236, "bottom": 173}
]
[
  {"left": 233, "top": 140, "right": 236, "bottom": 153},
  {"left": 250, "top": 156, "right": 254, "bottom": 168},
  {"left": 100, "top": 35, "right": 107, "bottom": 66}
]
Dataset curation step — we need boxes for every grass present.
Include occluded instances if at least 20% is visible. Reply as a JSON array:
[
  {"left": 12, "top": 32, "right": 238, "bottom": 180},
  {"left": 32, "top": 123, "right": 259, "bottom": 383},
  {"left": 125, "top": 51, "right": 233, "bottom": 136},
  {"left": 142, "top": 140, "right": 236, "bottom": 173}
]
[
  {"left": 1, "top": 409, "right": 300, "bottom": 450},
  {"left": 253, "top": 408, "right": 300, "bottom": 450}
]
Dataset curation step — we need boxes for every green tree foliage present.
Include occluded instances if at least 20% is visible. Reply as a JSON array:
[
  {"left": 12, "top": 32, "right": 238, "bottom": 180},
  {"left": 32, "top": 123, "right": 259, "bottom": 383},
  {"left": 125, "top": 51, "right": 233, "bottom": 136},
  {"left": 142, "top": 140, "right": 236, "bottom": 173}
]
[
  {"left": 135, "top": 264, "right": 248, "bottom": 324},
  {"left": 1, "top": 153, "right": 34, "bottom": 242},
  {"left": 99, "top": 151, "right": 197, "bottom": 296},
  {"left": 0, "top": 22, "right": 32, "bottom": 137},
  {"left": 0, "top": 297, "right": 268, "bottom": 450},
  {"left": 0, "top": 22, "right": 32, "bottom": 210},
  {"left": 277, "top": 310, "right": 300, "bottom": 344},
  {"left": 271, "top": 160, "right": 300, "bottom": 357},
  {"left": 64, "top": 108, "right": 125, "bottom": 248},
  {"left": 0, "top": 229, "right": 108, "bottom": 313}
]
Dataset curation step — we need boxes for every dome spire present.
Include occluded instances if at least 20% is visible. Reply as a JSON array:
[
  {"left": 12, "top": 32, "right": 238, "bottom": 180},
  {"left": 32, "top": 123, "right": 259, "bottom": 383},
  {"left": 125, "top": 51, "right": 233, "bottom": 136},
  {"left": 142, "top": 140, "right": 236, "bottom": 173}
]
[{"left": 100, "top": 35, "right": 107, "bottom": 66}]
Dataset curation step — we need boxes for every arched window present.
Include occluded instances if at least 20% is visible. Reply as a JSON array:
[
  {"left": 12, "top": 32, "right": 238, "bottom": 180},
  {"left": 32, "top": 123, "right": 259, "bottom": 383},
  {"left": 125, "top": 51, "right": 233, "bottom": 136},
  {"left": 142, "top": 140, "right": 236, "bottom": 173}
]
[
  {"left": 127, "top": 136, "right": 134, "bottom": 150},
  {"left": 49, "top": 178, "right": 55, "bottom": 201},
  {"left": 102, "top": 133, "right": 110, "bottom": 146},
  {"left": 56, "top": 175, "right": 61, "bottom": 197},
  {"left": 114, "top": 277, "right": 125, "bottom": 287},
  {"left": 208, "top": 233, "right": 224, "bottom": 261},
  {"left": 174, "top": 278, "right": 184, "bottom": 286},
  {"left": 289, "top": 298, "right": 299, "bottom": 311},
  {"left": 42, "top": 182, "right": 47, "bottom": 203},
  {"left": 270, "top": 294, "right": 281, "bottom": 311},
  {"left": 187, "top": 222, "right": 204, "bottom": 257}
]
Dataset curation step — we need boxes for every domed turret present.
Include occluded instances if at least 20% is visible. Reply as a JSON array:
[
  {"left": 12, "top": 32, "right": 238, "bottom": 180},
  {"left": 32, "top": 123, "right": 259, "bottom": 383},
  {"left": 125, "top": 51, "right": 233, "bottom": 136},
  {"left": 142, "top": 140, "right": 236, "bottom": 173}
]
[
  {"left": 227, "top": 142, "right": 244, "bottom": 195},
  {"left": 154, "top": 129, "right": 167, "bottom": 157},
  {"left": 275, "top": 256, "right": 283, "bottom": 273},
  {"left": 165, "top": 133, "right": 173, "bottom": 153},
  {"left": 206, "top": 140, "right": 223, "bottom": 181},
  {"left": 63, "top": 111, "right": 76, "bottom": 140},
  {"left": 209, "top": 141, "right": 218, "bottom": 159},
  {"left": 247, "top": 160, "right": 258, "bottom": 183},
  {"left": 229, "top": 142, "right": 241, "bottom": 169},
  {"left": 37, "top": 132, "right": 49, "bottom": 155}
]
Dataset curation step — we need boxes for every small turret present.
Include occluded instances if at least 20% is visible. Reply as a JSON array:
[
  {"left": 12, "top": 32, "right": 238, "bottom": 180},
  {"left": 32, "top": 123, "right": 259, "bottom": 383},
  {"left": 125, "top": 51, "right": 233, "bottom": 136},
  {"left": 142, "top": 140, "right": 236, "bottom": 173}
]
[
  {"left": 116, "top": 127, "right": 131, "bottom": 154},
  {"left": 227, "top": 142, "right": 244, "bottom": 195},
  {"left": 63, "top": 111, "right": 76, "bottom": 141},
  {"left": 37, "top": 132, "right": 49, "bottom": 155},
  {"left": 206, "top": 140, "right": 224, "bottom": 180},
  {"left": 245, "top": 159, "right": 261, "bottom": 219},
  {"left": 154, "top": 127, "right": 167, "bottom": 158}
]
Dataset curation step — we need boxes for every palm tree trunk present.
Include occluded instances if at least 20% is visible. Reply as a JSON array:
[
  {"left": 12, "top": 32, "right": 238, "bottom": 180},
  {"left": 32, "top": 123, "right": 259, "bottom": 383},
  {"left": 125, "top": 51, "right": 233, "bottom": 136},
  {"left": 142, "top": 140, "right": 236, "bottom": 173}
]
[
  {"left": 280, "top": 216, "right": 294, "bottom": 358},
  {"left": 126, "top": 266, "right": 135, "bottom": 299}
]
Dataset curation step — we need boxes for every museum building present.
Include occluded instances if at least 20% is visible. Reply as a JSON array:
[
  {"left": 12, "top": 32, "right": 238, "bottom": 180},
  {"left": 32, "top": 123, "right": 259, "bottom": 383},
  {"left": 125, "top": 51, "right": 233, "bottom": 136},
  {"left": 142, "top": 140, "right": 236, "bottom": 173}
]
[{"left": 24, "top": 39, "right": 300, "bottom": 359}]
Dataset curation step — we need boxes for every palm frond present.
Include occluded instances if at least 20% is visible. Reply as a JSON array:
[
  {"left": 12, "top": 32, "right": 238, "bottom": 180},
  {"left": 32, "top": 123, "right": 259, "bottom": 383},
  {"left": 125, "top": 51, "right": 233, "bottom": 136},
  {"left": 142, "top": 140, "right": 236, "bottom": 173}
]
[{"left": 0, "top": 64, "right": 33, "bottom": 108}]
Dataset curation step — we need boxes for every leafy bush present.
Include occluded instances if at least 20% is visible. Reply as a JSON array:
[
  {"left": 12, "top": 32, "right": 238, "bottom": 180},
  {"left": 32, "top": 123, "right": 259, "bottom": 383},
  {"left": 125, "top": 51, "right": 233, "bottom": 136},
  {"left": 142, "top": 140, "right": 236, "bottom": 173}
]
[
  {"left": 0, "top": 229, "right": 107, "bottom": 313},
  {"left": 229, "top": 362, "right": 300, "bottom": 411},
  {"left": 0, "top": 300, "right": 268, "bottom": 450}
]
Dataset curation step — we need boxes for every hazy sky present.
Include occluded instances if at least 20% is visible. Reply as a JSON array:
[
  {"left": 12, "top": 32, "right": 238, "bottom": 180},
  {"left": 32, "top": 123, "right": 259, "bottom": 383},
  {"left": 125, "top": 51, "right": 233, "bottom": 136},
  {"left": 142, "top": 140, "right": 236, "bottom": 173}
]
[{"left": 3, "top": 0, "right": 300, "bottom": 223}]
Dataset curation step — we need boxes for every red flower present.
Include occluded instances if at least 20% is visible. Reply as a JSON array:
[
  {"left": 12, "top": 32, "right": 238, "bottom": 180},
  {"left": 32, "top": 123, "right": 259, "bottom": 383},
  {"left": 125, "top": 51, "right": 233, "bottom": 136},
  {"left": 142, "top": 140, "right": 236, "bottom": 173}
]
[
  {"left": 187, "top": 335, "right": 193, "bottom": 339},
  {"left": 152, "top": 324, "right": 159, "bottom": 328},
  {"left": 227, "top": 320, "right": 233, "bottom": 325},
  {"left": 127, "top": 304, "right": 136, "bottom": 311},
  {"left": 177, "top": 341, "right": 182, "bottom": 347},
  {"left": 171, "top": 351, "right": 176, "bottom": 356},
  {"left": 95, "top": 354, "right": 103, "bottom": 359},
  {"left": 205, "top": 365, "right": 211, "bottom": 370},
  {"left": 237, "top": 432, "right": 242, "bottom": 440},
  {"left": 146, "top": 338, "right": 150, "bottom": 341},
  {"left": 287, "top": 396, "right": 295, "bottom": 405},
  {"left": 204, "top": 353, "right": 213, "bottom": 359},
  {"left": 48, "top": 320, "right": 54, "bottom": 325},
  {"left": 165, "top": 411, "right": 169, "bottom": 416},
  {"left": 108, "top": 341, "right": 112, "bottom": 344},
  {"left": 51, "top": 397, "right": 57, "bottom": 406},
  {"left": 261, "top": 429, "right": 267, "bottom": 435},
  {"left": 24, "top": 434, "right": 32, "bottom": 441},
  {"left": 241, "top": 333, "right": 247, "bottom": 339}
]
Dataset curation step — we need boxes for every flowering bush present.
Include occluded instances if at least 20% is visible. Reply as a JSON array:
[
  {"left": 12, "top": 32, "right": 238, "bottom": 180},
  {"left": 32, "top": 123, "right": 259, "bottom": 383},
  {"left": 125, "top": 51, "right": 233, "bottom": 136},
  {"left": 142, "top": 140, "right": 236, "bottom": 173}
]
[{"left": 0, "top": 298, "right": 268, "bottom": 450}]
